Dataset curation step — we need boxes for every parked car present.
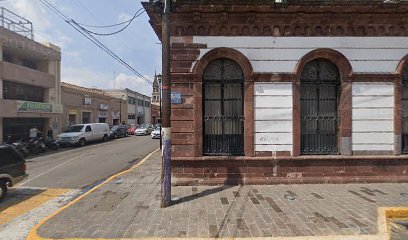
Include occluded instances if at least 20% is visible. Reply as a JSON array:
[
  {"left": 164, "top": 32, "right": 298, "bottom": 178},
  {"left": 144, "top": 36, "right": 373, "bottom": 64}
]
[
  {"left": 151, "top": 127, "right": 161, "bottom": 139},
  {"left": 127, "top": 124, "right": 139, "bottom": 135},
  {"left": 57, "top": 123, "right": 110, "bottom": 147},
  {"left": 135, "top": 123, "right": 154, "bottom": 136},
  {"left": 110, "top": 125, "right": 129, "bottom": 139},
  {"left": 0, "top": 144, "right": 27, "bottom": 201}
]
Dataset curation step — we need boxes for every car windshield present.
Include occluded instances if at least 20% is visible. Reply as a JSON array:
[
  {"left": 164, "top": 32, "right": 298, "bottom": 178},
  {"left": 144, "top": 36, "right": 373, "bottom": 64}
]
[
  {"left": 111, "top": 126, "right": 119, "bottom": 130},
  {"left": 65, "top": 125, "right": 84, "bottom": 133},
  {"left": 140, "top": 124, "right": 149, "bottom": 128}
]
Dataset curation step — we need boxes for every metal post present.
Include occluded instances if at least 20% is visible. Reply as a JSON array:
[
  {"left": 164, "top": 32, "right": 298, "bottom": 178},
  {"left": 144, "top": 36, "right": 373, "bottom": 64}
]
[
  {"left": 159, "top": 77, "right": 162, "bottom": 150},
  {"left": 119, "top": 100, "right": 122, "bottom": 124},
  {"left": 161, "top": 0, "right": 171, "bottom": 208}
]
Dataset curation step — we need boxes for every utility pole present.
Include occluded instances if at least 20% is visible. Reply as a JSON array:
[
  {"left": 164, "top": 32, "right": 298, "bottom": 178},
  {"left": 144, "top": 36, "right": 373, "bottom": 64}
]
[{"left": 161, "top": 0, "right": 171, "bottom": 208}]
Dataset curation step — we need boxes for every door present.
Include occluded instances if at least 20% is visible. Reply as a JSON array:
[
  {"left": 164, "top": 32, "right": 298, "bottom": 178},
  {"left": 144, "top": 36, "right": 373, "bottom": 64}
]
[
  {"left": 402, "top": 65, "right": 408, "bottom": 153},
  {"left": 300, "top": 59, "right": 340, "bottom": 155},
  {"left": 82, "top": 112, "right": 91, "bottom": 124},
  {"left": 203, "top": 59, "right": 244, "bottom": 156},
  {"left": 69, "top": 114, "right": 77, "bottom": 125},
  {"left": 84, "top": 125, "right": 94, "bottom": 140}
]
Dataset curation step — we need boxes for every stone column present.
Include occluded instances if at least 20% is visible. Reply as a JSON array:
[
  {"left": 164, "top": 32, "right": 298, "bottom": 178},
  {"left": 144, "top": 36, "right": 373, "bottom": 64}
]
[
  {"left": 394, "top": 79, "right": 402, "bottom": 155},
  {"left": 339, "top": 81, "right": 352, "bottom": 156}
]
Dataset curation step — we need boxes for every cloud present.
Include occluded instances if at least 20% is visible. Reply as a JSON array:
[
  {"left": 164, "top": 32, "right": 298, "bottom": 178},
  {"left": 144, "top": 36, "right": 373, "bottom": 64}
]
[
  {"left": 62, "top": 67, "right": 153, "bottom": 97},
  {"left": 2, "top": 0, "right": 72, "bottom": 47},
  {"left": 113, "top": 73, "right": 153, "bottom": 97},
  {"left": 117, "top": 12, "right": 133, "bottom": 22}
]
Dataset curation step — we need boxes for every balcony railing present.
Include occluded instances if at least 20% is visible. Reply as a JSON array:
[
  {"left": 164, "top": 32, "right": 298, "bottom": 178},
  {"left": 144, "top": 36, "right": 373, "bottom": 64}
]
[{"left": 0, "top": 7, "right": 33, "bottom": 40}]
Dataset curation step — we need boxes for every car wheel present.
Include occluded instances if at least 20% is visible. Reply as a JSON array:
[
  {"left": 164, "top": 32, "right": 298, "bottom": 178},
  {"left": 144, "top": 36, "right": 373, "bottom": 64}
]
[
  {"left": 125, "top": 132, "right": 128, "bottom": 137},
  {"left": 0, "top": 181, "right": 8, "bottom": 202},
  {"left": 79, "top": 138, "right": 86, "bottom": 147},
  {"left": 114, "top": 134, "right": 118, "bottom": 139},
  {"left": 102, "top": 135, "right": 108, "bottom": 142}
]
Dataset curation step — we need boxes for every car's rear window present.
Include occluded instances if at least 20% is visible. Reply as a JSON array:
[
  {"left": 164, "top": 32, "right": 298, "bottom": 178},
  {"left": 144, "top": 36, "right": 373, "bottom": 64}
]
[{"left": 0, "top": 147, "right": 21, "bottom": 165}]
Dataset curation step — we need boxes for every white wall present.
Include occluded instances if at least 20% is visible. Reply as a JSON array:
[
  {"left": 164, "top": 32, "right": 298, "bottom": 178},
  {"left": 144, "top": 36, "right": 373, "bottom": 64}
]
[
  {"left": 254, "top": 83, "right": 293, "bottom": 153},
  {"left": 193, "top": 37, "right": 408, "bottom": 73},
  {"left": 352, "top": 83, "right": 394, "bottom": 151}
]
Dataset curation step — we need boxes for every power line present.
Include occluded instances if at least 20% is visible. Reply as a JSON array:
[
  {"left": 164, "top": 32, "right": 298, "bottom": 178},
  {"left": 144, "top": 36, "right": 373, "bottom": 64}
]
[
  {"left": 76, "top": 8, "right": 145, "bottom": 29},
  {"left": 79, "top": 9, "right": 146, "bottom": 36},
  {"left": 37, "top": 0, "right": 153, "bottom": 86}
]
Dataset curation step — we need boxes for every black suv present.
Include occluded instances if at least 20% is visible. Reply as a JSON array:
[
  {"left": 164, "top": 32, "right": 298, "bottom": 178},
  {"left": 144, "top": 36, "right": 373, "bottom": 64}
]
[
  {"left": 110, "top": 125, "right": 129, "bottom": 139},
  {"left": 0, "top": 145, "right": 27, "bottom": 201}
]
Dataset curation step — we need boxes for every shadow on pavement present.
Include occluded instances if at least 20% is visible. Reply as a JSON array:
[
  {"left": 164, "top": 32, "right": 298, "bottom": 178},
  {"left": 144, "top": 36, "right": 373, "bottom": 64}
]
[{"left": 171, "top": 185, "right": 236, "bottom": 206}]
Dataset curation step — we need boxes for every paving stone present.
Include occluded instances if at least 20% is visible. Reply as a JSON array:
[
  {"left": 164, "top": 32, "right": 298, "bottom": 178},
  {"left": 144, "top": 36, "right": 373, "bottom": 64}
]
[{"left": 36, "top": 150, "right": 408, "bottom": 239}]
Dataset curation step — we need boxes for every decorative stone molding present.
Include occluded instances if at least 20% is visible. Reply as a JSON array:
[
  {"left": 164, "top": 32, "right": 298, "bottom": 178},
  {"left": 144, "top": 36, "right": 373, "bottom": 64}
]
[
  {"left": 294, "top": 48, "right": 353, "bottom": 82},
  {"left": 144, "top": 1, "right": 408, "bottom": 39}
]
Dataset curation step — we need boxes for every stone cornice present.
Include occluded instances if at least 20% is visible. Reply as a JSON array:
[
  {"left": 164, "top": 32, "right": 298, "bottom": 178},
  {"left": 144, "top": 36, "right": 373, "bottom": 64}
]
[{"left": 143, "top": 1, "right": 408, "bottom": 39}]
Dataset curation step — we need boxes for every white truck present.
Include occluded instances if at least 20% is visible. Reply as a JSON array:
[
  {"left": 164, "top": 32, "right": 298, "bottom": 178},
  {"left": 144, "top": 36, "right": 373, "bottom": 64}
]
[{"left": 57, "top": 123, "right": 110, "bottom": 146}]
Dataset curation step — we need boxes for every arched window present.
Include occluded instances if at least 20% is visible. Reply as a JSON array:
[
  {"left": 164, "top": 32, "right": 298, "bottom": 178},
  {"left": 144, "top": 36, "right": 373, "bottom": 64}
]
[
  {"left": 203, "top": 59, "right": 244, "bottom": 155},
  {"left": 402, "top": 65, "right": 408, "bottom": 153},
  {"left": 300, "top": 59, "right": 340, "bottom": 154}
]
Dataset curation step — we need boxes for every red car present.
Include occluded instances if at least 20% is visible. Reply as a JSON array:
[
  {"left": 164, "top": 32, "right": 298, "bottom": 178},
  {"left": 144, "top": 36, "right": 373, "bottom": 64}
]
[{"left": 127, "top": 124, "right": 139, "bottom": 135}]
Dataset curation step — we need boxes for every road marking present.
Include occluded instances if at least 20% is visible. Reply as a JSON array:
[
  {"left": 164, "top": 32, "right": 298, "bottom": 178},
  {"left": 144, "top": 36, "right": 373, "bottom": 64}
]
[
  {"left": 0, "top": 188, "right": 69, "bottom": 225},
  {"left": 26, "top": 148, "right": 399, "bottom": 240},
  {"left": 21, "top": 154, "right": 86, "bottom": 185},
  {"left": 27, "top": 148, "right": 159, "bottom": 240}
]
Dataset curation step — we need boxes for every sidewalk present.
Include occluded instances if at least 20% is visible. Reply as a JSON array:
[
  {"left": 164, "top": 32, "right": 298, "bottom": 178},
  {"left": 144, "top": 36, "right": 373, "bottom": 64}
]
[{"left": 34, "top": 150, "right": 408, "bottom": 239}]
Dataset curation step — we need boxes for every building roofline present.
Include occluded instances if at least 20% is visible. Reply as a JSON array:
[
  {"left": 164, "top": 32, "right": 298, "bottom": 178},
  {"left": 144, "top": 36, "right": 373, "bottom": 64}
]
[{"left": 62, "top": 82, "right": 121, "bottom": 100}]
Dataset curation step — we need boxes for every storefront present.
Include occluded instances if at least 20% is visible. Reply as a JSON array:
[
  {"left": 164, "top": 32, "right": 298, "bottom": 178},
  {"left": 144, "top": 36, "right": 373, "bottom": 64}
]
[
  {"left": 1, "top": 100, "right": 63, "bottom": 141},
  {"left": 144, "top": 0, "right": 408, "bottom": 185},
  {"left": 3, "top": 117, "right": 47, "bottom": 141},
  {"left": 61, "top": 82, "right": 125, "bottom": 131},
  {"left": 67, "top": 110, "right": 79, "bottom": 126}
]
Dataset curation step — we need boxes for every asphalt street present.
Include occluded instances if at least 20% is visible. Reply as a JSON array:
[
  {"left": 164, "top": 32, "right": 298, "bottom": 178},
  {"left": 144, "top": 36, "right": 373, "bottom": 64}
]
[{"left": 19, "top": 135, "right": 158, "bottom": 189}]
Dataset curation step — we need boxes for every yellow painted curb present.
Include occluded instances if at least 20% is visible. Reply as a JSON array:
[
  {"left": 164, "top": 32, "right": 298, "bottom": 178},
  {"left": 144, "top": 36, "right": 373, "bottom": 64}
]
[
  {"left": 26, "top": 148, "right": 406, "bottom": 240},
  {"left": 26, "top": 149, "right": 159, "bottom": 240},
  {"left": 378, "top": 207, "right": 408, "bottom": 240},
  {"left": 0, "top": 188, "right": 69, "bottom": 225}
]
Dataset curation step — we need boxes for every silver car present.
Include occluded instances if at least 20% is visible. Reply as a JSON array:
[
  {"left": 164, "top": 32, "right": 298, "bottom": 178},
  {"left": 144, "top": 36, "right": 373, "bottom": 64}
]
[
  {"left": 151, "top": 127, "right": 161, "bottom": 139},
  {"left": 135, "top": 123, "right": 154, "bottom": 136}
]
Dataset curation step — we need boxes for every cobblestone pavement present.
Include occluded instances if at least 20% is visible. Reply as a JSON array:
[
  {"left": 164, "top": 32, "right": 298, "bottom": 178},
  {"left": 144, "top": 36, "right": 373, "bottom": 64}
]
[
  {"left": 0, "top": 188, "right": 80, "bottom": 240},
  {"left": 391, "top": 218, "right": 408, "bottom": 240},
  {"left": 37, "top": 151, "right": 408, "bottom": 238}
]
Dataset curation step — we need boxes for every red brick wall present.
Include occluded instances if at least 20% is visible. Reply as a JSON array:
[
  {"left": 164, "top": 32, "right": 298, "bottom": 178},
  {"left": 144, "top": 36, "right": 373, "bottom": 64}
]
[{"left": 172, "top": 158, "right": 408, "bottom": 185}]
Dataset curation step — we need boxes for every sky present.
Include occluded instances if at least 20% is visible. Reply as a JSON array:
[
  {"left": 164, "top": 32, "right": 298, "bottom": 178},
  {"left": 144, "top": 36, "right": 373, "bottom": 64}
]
[{"left": 1, "top": 0, "right": 161, "bottom": 97}]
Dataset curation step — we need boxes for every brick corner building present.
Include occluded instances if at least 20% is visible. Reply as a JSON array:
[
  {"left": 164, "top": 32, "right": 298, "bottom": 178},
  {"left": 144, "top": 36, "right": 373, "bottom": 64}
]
[{"left": 143, "top": 0, "right": 408, "bottom": 185}]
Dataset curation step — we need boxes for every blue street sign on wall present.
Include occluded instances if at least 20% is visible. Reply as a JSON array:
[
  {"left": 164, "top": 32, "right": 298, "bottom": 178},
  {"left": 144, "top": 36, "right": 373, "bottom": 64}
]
[{"left": 171, "top": 92, "right": 182, "bottom": 104}]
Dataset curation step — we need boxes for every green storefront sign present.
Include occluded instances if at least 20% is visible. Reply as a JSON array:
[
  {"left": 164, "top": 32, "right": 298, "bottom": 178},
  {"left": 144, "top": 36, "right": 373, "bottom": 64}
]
[{"left": 17, "top": 101, "right": 53, "bottom": 113}]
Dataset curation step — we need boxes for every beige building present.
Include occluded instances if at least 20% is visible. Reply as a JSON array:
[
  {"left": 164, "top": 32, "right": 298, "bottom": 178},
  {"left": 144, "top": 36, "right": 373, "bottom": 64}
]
[
  {"left": 61, "top": 83, "right": 126, "bottom": 130},
  {"left": 105, "top": 89, "right": 151, "bottom": 125},
  {"left": 0, "top": 26, "right": 62, "bottom": 143}
]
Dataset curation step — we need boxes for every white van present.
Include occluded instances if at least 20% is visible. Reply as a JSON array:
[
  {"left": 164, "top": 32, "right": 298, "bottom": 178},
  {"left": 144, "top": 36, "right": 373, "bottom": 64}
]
[{"left": 57, "top": 123, "right": 110, "bottom": 146}]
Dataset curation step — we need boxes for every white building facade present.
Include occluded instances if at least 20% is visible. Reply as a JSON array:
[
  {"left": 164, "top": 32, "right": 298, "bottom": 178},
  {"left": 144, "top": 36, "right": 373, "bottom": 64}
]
[
  {"left": 144, "top": 0, "right": 408, "bottom": 184},
  {"left": 105, "top": 88, "right": 151, "bottom": 125}
]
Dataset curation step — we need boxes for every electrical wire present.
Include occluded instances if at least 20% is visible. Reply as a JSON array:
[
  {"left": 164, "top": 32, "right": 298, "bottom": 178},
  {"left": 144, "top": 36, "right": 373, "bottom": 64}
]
[
  {"left": 79, "top": 10, "right": 146, "bottom": 36},
  {"left": 76, "top": 8, "right": 144, "bottom": 28},
  {"left": 37, "top": 0, "right": 153, "bottom": 86}
]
